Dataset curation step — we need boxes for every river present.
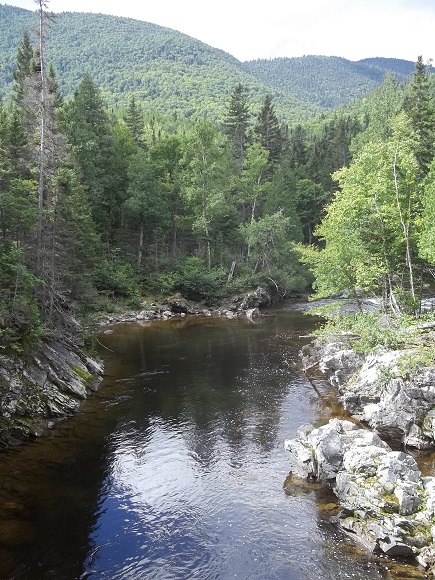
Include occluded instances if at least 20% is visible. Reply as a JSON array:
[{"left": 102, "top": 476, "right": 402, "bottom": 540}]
[{"left": 0, "top": 304, "right": 427, "bottom": 578}]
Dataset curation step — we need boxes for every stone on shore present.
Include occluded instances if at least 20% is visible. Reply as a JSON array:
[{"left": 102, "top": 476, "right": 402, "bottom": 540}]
[
  {"left": 312, "top": 341, "right": 435, "bottom": 449},
  {"left": 285, "top": 419, "right": 435, "bottom": 566}
]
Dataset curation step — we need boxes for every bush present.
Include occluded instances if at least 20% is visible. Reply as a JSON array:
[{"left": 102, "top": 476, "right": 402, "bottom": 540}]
[
  {"left": 94, "top": 255, "right": 137, "bottom": 298},
  {"left": 174, "top": 257, "right": 226, "bottom": 304},
  {"left": 310, "top": 306, "right": 433, "bottom": 355}
]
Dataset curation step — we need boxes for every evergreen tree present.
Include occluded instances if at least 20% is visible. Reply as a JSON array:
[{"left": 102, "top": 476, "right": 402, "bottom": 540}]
[
  {"left": 404, "top": 56, "right": 435, "bottom": 175},
  {"left": 124, "top": 95, "right": 144, "bottom": 147},
  {"left": 63, "top": 73, "right": 127, "bottom": 243},
  {"left": 223, "top": 83, "right": 250, "bottom": 169},
  {"left": 254, "top": 95, "right": 282, "bottom": 166},
  {"left": 287, "top": 124, "right": 308, "bottom": 169},
  {"left": 12, "top": 32, "right": 33, "bottom": 105}
]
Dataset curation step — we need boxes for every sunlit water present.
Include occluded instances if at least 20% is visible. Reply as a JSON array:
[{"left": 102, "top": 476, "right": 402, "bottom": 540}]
[{"left": 0, "top": 305, "right": 427, "bottom": 579}]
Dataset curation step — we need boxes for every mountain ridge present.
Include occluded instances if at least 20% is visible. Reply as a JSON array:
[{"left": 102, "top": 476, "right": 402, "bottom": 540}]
[{"left": 0, "top": 4, "right": 418, "bottom": 120}]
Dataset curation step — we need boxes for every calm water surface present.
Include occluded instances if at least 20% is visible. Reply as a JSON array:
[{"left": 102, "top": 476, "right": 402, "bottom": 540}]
[{"left": 0, "top": 305, "right": 427, "bottom": 579}]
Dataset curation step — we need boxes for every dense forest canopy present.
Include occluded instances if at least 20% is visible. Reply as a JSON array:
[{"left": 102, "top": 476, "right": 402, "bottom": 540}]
[
  {"left": 1, "top": 2, "right": 435, "bottom": 354},
  {"left": 0, "top": 4, "right": 318, "bottom": 122}
]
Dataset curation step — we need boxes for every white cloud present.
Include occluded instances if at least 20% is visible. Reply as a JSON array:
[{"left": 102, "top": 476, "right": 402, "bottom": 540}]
[{"left": 5, "top": 0, "right": 435, "bottom": 62}]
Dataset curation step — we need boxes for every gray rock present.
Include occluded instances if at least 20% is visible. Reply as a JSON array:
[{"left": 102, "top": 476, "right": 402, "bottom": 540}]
[
  {"left": 0, "top": 338, "right": 103, "bottom": 446},
  {"left": 245, "top": 308, "right": 261, "bottom": 319},
  {"left": 314, "top": 342, "right": 435, "bottom": 449},
  {"left": 285, "top": 419, "right": 435, "bottom": 566},
  {"left": 238, "top": 287, "right": 272, "bottom": 311}
]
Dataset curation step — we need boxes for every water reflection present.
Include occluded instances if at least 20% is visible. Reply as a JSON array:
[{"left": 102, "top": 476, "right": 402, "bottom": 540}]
[{"left": 0, "top": 308, "right": 429, "bottom": 578}]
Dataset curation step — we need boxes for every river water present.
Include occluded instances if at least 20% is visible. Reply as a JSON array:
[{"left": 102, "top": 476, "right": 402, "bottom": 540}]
[{"left": 0, "top": 304, "right": 427, "bottom": 579}]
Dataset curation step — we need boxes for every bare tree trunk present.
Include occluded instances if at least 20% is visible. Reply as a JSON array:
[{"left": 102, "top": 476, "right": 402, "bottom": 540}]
[
  {"left": 393, "top": 145, "right": 415, "bottom": 301},
  {"left": 137, "top": 219, "right": 144, "bottom": 268},
  {"left": 36, "top": 1, "right": 47, "bottom": 275}
]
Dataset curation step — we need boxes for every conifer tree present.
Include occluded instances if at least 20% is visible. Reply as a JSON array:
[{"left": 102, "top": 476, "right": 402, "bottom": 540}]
[
  {"left": 63, "top": 73, "right": 127, "bottom": 244},
  {"left": 124, "top": 95, "right": 143, "bottom": 147},
  {"left": 12, "top": 32, "right": 33, "bottom": 105},
  {"left": 404, "top": 56, "right": 435, "bottom": 176},
  {"left": 223, "top": 83, "right": 250, "bottom": 169},
  {"left": 254, "top": 95, "right": 282, "bottom": 166}
]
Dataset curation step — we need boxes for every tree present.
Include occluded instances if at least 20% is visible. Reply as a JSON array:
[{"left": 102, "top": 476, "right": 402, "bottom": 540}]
[
  {"left": 12, "top": 32, "right": 33, "bottom": 105},
  {"left": 300, "top": 112, "right": 421, "bottom": 313},
  {"left": 124, "top": 95, "right": 143, "bottom": 147},
  {"left": 287, "top": 124, "right": 308, "bottom": 169},
  {"left": 124, "top": 150, "right": 169, "bottom": 268},
  {"left": 63, "top": 73, "right": 127, "bottom": 243},
  {"left": 241, "top": 210, "right": 307, "bottom": 295},
  {"left": 419, "top": 158, "right": 435, "bottom": 264},
  {"left": 351, "top": 73, "right": 404, "bottom": 154},
  {"left": 181, "top": 120, "right": 233, "bottom": 269},
  {"left": 239, "top": 142, "right": 270, "bottom": 225},
  {"left": 254, "top": 95, "right": 282, "bottom": 166},
  {"left": 149, "top": 134, "right": 184, "bottom": 257},
  {"left": 223, "top": 83, "right": 250, "bottom": 169},
  {"left": 404, "top": 56, "right": 435, "bottom": 176}
]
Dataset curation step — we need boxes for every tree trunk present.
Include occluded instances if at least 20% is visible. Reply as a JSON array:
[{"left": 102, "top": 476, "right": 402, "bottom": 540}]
[{"left": 137, "top": 219, "right": 144, "bottom": 268}]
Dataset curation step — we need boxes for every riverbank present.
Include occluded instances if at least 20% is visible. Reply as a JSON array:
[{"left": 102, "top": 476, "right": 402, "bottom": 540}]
[
  {"left": 0, "top": 334, "right": 104, "bottom": 448},
  {"left": 94, "top": 286, "right": 276, "bottom": 326},
  {"left": 286, "top": 302, "right": 435, "bottom": 575}
]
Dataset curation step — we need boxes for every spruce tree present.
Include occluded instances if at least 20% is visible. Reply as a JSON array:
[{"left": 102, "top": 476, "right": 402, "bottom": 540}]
[
  {"left": 124, "top": 96, "right": 143, "bottom": 147},
  {"left": 404, "top": 56, "right": 435, "bottom": 176},
  {"left": 254, "top": 95, "right": 282, "bottom": 166},
  {"left": 62, "top": 73, "right": 127, "bottom": 244},
  {"left": 223, "top": 83, "right": 250, "bottom": 169},
  {"left": 12, "top": 32, "right": 33, "bottom": 105}
]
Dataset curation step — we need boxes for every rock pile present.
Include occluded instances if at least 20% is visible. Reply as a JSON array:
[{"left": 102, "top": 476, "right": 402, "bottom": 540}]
[
  {"left": 285, "top": 419, "right": 435, "bottom": 571},
  {"left": 313, "top": 342, "right": 435, "bottom": 449}
]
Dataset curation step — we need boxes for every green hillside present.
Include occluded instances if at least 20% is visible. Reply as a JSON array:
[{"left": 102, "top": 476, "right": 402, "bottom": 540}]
[
  {"left": 243, "top": 56, "right": 416, "bottom": 109},
  {"left": 0, "top": 5, "right": 420, "bottom": 121},
  {"left": 0, "top": 4, "right": 318, "bottom": 122}
]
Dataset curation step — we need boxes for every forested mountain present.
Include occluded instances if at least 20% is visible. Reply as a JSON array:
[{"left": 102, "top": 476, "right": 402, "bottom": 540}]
[
  {"left": 0, "top": 4, "right": 420, "bottom": 121},
  {"left": 243, "top": 56, "right": 417, "bottom": 109},
  {"left": 0, "top": 4, "right": 317, "bottom": 122}
]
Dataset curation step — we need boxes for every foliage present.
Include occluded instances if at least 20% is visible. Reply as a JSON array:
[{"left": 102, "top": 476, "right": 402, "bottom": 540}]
[
  {"left": 93, "top": 252, "right": 138, "bottom": 298},
  {"left": 173, "top": 258, "right": 226, "bottom": 304},
  {"left": 0, "top": 5, "right": 318, "bottom": 123},
  {"left": 300, "top": 112, "right": 422, "bottom": 313},
  {"left": 419, "top": 158, "right": 435, "bottom": 263},
  {"left": 0, "top": 245, "right": 43, "bottom": 351},
  {"left": 310, "top": 307, "right": 429, "bottom": 355},
  {"left": 6, "top": 9, "right": 435, "bottom": 355}
]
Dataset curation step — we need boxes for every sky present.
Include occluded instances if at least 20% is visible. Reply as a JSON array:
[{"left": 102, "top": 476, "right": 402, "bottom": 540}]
[{"left": 5, "top": 0, "right": 435, "bottom": 63}]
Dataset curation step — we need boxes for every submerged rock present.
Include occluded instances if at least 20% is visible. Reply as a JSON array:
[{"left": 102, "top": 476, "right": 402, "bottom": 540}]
[{"left": 285, "top": 419, "right": 435, "bottom": 567}]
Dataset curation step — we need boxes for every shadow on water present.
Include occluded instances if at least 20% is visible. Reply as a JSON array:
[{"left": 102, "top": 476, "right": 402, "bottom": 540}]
[{"left": 0, "top": 307, "right": 430, "bottom": 579}]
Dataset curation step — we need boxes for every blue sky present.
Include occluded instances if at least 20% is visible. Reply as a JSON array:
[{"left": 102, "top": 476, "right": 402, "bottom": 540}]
[{"left": 5, "top": 0, "right": 435, "bottom": 62}]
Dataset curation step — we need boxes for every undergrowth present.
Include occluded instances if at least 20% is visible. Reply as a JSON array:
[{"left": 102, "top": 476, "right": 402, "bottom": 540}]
[{"left": 307, "top": 301, "right": 435, "bottom": 357}]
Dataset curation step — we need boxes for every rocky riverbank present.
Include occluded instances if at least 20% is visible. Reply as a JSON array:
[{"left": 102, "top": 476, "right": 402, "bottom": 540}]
[
  {"left": 285, "top": 419, "right": 435, "bottom": 571},
  {"left": 0, "top": 335, "right": 103, "bottom": 448},
  {"left": 301, "top": 329, "right": 435, "bottom": 449},
  {"left": 286, "top": 308, "right": 435, "bottom": 575},
  {"left": 97, "top": 286, "right": 273, "bottom": 325}
]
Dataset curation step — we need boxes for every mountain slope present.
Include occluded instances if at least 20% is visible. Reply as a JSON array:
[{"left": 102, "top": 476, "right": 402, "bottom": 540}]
[
  {"left": 0, "top": 5, "right": 418, "bottom": 121},
  {"left": 243, "top": 56, "right": 416, "bottom": 109},
  {"left": 0, "top": 4, "right": 318, "bottom": 122}
]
